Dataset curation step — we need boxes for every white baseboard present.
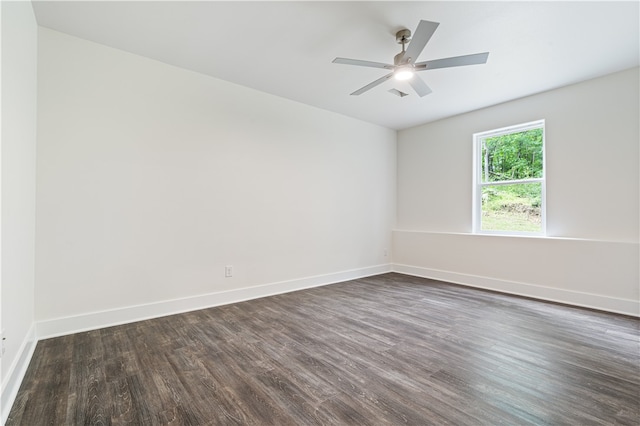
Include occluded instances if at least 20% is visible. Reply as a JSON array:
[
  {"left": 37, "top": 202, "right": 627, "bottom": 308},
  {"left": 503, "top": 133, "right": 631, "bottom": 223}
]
[
  {"left": 1, "top": 323, "right": 37, "bottom": 425},
  {"left": 392, "top": 264, "right": 640, "bottom": 317},
  {"left": 36, "top": 264, "right": 392, "bottom": 340}
]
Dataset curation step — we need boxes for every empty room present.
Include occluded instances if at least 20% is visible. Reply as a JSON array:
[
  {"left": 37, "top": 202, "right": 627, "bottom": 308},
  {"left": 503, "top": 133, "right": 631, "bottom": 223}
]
[{"left": 2, "top": 1, "right": 639, "bottom": 424}]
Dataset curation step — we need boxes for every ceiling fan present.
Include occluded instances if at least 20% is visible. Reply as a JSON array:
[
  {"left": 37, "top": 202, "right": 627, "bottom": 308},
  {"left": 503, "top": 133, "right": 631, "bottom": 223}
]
[{"left": 332, "top": 20, "right": 489, "bottom": 97}]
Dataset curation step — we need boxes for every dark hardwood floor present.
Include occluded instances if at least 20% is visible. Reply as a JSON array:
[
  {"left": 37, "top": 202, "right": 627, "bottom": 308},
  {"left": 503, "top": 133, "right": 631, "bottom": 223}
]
[{"left": 7, "top": 273, "right": 640, "bottom": 425}]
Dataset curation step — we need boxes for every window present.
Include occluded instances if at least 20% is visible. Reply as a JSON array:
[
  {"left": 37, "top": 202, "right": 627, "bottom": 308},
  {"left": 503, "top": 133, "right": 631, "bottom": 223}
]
[{"left": 473, "top": 120, "right": 545, "bottom": 235}]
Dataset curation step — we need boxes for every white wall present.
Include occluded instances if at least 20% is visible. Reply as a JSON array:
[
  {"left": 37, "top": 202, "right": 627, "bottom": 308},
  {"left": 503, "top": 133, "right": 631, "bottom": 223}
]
[
  {"left": 35, "top": 28, "right": 396, "bottom": 334},
  {"left": 395, "top": 68, "right": 639, "bottom": 315},
  {"left": 1, "top": 1, "right": 38, "bottom": 421}
]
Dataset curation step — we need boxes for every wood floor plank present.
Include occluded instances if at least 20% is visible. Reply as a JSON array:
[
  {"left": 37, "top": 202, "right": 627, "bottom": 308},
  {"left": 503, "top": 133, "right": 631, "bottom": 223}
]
[{"left": 6, "top": 273, "right": 640, "bottom": 425}]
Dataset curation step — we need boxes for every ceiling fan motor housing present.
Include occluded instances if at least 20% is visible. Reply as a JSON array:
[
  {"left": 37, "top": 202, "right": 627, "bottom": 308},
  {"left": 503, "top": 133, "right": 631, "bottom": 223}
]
[
  {"left": 395, "top": 29, "right": 412, "bottom": 65},
  {"left": 394, "top": 52, "right": 410, "bottom": 66}
]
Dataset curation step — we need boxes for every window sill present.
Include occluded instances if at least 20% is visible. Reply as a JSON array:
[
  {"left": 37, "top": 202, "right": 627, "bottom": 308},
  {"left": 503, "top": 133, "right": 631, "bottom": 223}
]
[{"left": 392, "top": 229, "right": 639, "bottom": 245}]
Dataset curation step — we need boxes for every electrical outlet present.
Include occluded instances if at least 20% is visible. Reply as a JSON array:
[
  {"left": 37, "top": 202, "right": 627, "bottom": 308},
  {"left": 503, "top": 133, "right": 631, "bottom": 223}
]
[
  {"left": 1, "top": 329, "right": 6, "bottom": 357},
  {"left": 384, "top": 248, "right": 388, "bottom": 257},
  {"left": 225, "top": 265, "right": 233, "bottom": 277}
]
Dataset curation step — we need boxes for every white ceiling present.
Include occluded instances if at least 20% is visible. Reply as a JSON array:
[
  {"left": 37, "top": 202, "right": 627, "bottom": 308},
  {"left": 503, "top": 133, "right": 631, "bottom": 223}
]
[{"left": 32, "top": 1, "right": 639, "bottom": 130}]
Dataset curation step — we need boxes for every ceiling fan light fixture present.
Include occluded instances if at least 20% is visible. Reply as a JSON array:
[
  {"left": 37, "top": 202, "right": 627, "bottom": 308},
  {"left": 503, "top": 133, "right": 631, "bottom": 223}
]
[{"left": 394, "top": 66, "right": 414, "bottom": 81}]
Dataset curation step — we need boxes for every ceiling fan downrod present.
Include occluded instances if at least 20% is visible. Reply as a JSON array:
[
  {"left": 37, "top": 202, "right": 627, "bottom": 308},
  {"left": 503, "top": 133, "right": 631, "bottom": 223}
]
[{"left": 395, "top": 29, "right": 412, "bottom": 65}]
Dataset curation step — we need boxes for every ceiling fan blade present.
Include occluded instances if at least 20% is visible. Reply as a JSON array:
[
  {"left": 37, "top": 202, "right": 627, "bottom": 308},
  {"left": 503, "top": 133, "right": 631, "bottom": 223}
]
[
  {"left": 333, "top": 57, "right": 394, "bottom": 70},
  {"left": 408, "top": 75, "right": 432, "bottom": 97},
  {"left": 351, "top": 73, "right": 394, "bottom": 96},
  {"left": 402, "top": 20, "right": 439, "bottom": 64},
  {"left": 415, "top": 52, "right": 489, "bottom": 71}
]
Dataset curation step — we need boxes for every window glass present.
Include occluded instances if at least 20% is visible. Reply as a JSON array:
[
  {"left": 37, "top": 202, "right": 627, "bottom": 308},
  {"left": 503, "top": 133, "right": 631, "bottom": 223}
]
[{"left": 474, "top": 121, "right": 545, "bottom": 235}]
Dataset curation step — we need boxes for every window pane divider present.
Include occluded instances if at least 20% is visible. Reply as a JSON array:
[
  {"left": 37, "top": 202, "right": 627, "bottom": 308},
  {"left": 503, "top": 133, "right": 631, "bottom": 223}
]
[{"left": 480, "top": 178, "right": 544, "bottom": 187}]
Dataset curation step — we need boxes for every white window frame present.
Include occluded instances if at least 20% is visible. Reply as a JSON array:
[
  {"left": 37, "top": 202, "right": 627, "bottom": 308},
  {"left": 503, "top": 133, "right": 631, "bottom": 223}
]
[{"left": 472, "top": 119, "right": 546, "bottom": 236}]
